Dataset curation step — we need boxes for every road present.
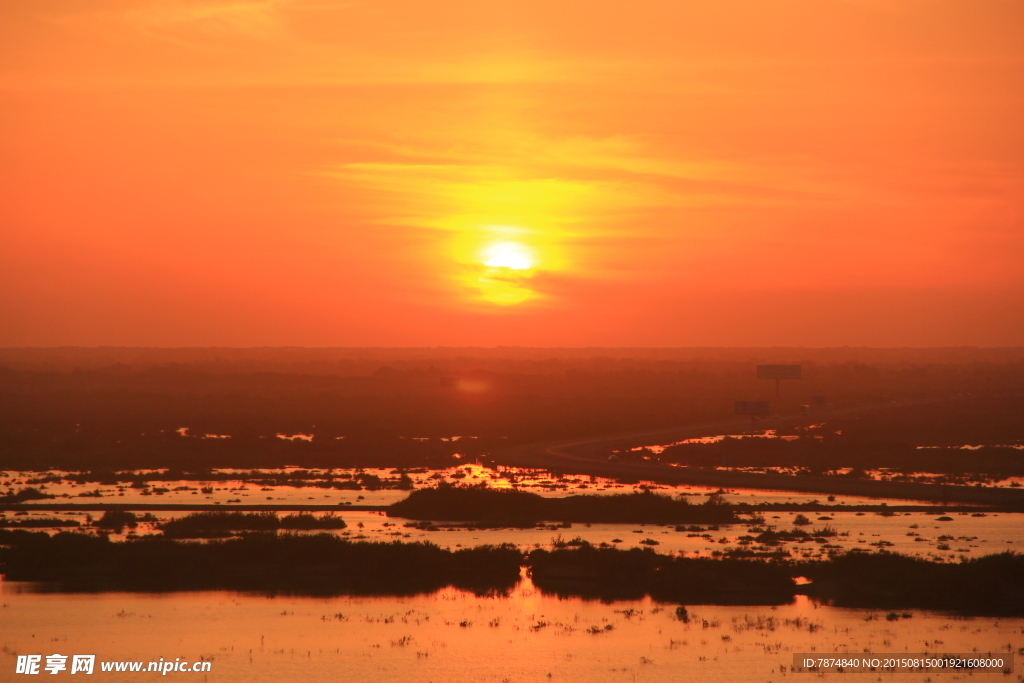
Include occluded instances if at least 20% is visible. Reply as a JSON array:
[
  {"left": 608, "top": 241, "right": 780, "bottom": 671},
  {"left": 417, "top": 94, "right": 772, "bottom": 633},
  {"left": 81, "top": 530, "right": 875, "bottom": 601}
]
[{"left": 490, "top": 402, "right": 1024, "bottom": 509}]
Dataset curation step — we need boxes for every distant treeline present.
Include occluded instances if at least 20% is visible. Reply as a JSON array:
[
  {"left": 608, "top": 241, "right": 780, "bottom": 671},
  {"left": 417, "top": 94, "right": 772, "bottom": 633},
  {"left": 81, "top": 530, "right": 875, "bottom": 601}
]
[
  {"left": 3, "top": 347, "right": 1023, "bottom": 373},
  {"left": 388, "top": 486, "right": 744, "bottom": 524},
  {"left": 86, "top": 510, "right": 348, "bottom": 536},
  {"left": 160, "top": 511, "right": 347, "bottom": 538},
  {"left": 2, "top": 529, "right": 1021, "bottom": 613},
  {"left": 3, "top": 350, "right": 1022, "bottom": 471},
  {"left": 0, "top": 530, "right": 522, "bottom": 596}
]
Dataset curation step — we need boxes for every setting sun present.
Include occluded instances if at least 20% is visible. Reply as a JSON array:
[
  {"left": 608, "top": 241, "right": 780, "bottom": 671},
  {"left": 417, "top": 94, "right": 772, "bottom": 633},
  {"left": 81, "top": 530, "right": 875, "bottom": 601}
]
[
  {"left": 482, "top": 242, "right": 534, "bottom": 271},
  {"left": 476, "top": 240, "right": 537, "bottom": 306},
  {"left": 1, "top": 0, "right": 1021, "bottom": 346}
]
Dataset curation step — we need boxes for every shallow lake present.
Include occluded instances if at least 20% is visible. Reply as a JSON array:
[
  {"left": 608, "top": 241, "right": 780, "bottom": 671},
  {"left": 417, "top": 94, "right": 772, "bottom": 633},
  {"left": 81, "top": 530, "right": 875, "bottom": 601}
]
[
  {"left": 2, "top": 574, "right": 1020, "bottom": 683},
  {"left": 7, "top": 507, "right": 1022, "bottom": 562},
  {"left": 5, "top": 464, "right": 994, "bottom": 508}
]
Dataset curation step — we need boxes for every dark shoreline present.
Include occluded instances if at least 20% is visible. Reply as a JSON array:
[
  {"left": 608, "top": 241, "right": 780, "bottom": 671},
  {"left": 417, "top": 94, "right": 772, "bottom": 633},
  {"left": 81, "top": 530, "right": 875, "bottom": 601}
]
[
  {"left": 2, "top": 529, "right": 1022, "bottom": 615},
  {"left": 527, "top": 544, "right": 1024, "bottom": 615},
  {"left": 0, "top": 530, "right": 522, "bottom": 596}
]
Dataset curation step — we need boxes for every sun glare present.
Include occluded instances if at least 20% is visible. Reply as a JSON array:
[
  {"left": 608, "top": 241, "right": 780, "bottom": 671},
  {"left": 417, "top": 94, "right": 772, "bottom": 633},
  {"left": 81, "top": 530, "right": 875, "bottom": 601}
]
[
  {"left": 482, "top": 242, "right": 533, "bottom": 270},
  {"left": 477, "top": 240, "right": 536, "bottom": 306}
]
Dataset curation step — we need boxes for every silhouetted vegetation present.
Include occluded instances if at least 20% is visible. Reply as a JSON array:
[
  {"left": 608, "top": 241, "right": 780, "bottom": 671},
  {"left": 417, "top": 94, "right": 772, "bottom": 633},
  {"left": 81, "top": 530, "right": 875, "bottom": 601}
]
[
  {"left": 527, "top": 545, "right": 1024, "bottom": 614},
  {"left": 1, "top": 524, "right": 1020, "bottom": 612},
  {"left": 754, "top": 526, "right": 836, "bottom": 545},
  {"left": 8, "top": 468, "right": 418, "bottom": 493},
  {"left": 160, "top": 511, "right": 347, "bottom": 538},
  {"left": 389, "top": 486, "right": 743, "bottom": 524},
  {"left": 95, "top": 510, "right": 141, "bottom": 531},
  {"left": 0, "top": 487, "right": 55, "bottom": 504},
  {"left": 0, "top": 517, "right": 80, "bottom": 528},
  {"left": 0, "top": 529, "right": 522, "bottom": 596},
  {"left": 527, "top": 543, "right": 795, "bottom": 604},
  {"left": 798, "top": 551, "right": 1024, "bottom": 615}
]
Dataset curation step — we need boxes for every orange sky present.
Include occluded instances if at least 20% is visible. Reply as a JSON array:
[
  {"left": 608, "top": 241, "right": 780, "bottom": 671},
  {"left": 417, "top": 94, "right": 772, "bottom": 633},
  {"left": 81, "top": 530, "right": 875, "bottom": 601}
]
[{"left": 2, "top": 0, "right": 1022, "bottom": 346}]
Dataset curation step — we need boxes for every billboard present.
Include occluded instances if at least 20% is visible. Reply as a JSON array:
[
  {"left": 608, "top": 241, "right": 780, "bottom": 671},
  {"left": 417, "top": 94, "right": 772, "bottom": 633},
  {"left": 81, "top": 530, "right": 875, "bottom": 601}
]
[
  {"left": 735, "top": 400, "right": 770, "bottom": 415},
  {"left": 757, "top": 364, "right": 802, "bottom": 380}
]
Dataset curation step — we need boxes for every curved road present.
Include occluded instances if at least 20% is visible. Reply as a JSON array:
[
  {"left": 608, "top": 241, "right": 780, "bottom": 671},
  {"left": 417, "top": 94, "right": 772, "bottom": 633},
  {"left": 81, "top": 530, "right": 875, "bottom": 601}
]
[{"left": 491, "top": 401, "right": 1024, "bottom": 509}]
